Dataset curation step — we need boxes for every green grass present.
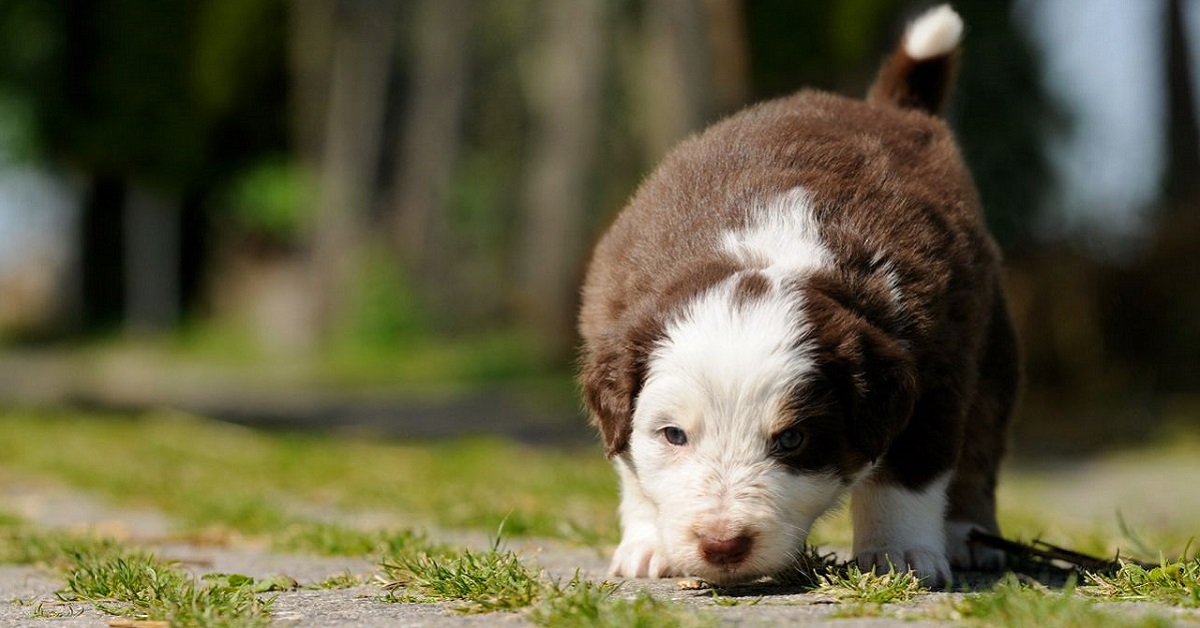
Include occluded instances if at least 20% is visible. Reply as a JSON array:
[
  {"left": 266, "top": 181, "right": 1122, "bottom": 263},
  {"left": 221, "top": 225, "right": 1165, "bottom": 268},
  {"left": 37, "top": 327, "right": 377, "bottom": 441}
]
[
  {"left": 272, "top": 523, "right": 425, "bottom": 557},
  {"left": 59, "top": 547, "right": 275, "bottom": 628},
  {"left": 0, "top": 519, "right": 277, "bottom": 628},
  {"left": 380, "top": 537, "right": 712, "bottom": 626},
  {"left": 532, "top": 578, "right": 713, "bottom": 628},
  {"left": 945, "top": 576, "right": 1173, "bottom": 628},
  {"left": 1082, "top": 557, "right": 1200, "bottom": 607},
  {"left": 0, "top": 410, "right": 616, "bottom": 544},
  {"left": 381, "top": 540, "right": 541, "bottom": 612},
  {"left": 309, "top": 572, "right": 367, "bottom": 589},
  {"left": 0, "top": 516, "right": 123, "bottom": 567},
  {"left": 3, "top": 409, "right": 1199, "bottom": 626},
  {"left": 814, "top": 562, "right": 927, "bottom": 604}
]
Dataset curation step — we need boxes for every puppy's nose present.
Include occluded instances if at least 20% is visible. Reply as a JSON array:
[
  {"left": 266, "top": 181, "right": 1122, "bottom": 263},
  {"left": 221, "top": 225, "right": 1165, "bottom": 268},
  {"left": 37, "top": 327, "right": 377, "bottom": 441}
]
[{"left": 699, "top": 534, "right": 755, "bottom": 567}]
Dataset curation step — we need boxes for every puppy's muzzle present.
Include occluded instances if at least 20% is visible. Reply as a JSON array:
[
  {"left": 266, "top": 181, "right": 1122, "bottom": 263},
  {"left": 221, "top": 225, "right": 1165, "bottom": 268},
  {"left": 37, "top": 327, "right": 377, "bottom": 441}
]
[{"left": 698, "top": 532, "right": 756, "bottom": 567}]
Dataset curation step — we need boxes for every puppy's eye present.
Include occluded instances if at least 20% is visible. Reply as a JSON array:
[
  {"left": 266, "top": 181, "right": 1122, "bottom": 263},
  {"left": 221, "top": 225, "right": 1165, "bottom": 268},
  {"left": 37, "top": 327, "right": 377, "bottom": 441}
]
[
  {"left": 773, "top": 427, "right": 804, "bottom": 452},
  {"left": 661, "top": 427, "right": 688, "bottom": 446}
]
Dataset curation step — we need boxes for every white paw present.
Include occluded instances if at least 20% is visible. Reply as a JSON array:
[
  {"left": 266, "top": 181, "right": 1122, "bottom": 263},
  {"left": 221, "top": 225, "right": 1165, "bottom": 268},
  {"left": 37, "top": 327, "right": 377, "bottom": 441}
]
[
  {"left": 855, "top": 546, "right": 951, "bottom": 587},
  {"left": 946, "top": 521, "right": 1005, "bottom": 572},
  {"left": 608, "top": 537, "right": 675, "bottom": 578}
]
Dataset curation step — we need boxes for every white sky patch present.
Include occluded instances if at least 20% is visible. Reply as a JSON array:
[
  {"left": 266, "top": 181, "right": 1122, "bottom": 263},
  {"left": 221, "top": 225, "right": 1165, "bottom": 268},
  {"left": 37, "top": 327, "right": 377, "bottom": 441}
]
[
  {"left": 1016, "top": 0, "right": 1200, "bottom": 241},
  {"left": 0, "top": 167, "right": 77, "bottom": 271}
]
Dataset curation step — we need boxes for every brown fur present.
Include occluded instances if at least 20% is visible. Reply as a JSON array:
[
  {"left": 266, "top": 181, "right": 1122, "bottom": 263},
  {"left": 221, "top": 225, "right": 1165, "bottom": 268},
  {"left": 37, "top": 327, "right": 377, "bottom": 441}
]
[{"left": 868, "top": 47, "right": 960, "bottom": 115}]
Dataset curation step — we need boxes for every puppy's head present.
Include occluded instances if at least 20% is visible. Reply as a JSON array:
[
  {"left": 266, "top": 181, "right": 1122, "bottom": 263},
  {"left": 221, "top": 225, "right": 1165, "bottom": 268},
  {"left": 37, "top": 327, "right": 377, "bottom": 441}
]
[{"left": 590, "top": 260, "right": 916, "bottom": 583}]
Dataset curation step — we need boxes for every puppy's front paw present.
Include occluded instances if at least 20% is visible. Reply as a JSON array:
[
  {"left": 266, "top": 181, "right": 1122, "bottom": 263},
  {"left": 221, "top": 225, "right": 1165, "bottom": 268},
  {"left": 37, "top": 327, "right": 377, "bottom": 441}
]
[
  {"left": 946, "top": 521, "right": 1005, "bottom": 572},
  {"left": 608, "top": 537, "right": 675, "bottom": 578},
  {"left": 855, "top": 547, "right": 951, "bottom": 587}
]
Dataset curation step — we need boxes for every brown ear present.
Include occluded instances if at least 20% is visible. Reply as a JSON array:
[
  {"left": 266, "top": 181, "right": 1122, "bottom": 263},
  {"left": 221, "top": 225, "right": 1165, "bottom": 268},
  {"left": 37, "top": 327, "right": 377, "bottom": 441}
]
[
  {"left": 829, "top": 324, "right": 918, "bottom": 462},
  {"left": 579, "top": 323, "right": 658, "bottom": 457}
]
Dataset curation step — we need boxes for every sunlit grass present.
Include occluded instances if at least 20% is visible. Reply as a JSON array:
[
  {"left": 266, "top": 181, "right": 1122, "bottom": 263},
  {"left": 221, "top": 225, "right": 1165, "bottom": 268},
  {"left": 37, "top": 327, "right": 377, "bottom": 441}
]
[
  {"left": 0, "top": 409, "right": 617, "bottom": 544},
  {"left": 1082, "top": 557, "right": 1200, "bottom": 607},
  {"left": 943, "top": 575, "right": 1172, "bottom": 628},
  {"left": 814, "top": 563, "right": 927, "bottom": 604},
  {"left": 59, "top": 548, "right": 277, "bottom": 628},
  {"left": 168, "top": 316, "right": 566, "bottom": 388},
  {"left": 381, "top": 541, "right": 541, "bottom": 612},
  {"left": 380, "top": 537, "right": 712, "bottom": 626},
  {"left": 0, "top": 516, "right": 278, "bottom": 627}
]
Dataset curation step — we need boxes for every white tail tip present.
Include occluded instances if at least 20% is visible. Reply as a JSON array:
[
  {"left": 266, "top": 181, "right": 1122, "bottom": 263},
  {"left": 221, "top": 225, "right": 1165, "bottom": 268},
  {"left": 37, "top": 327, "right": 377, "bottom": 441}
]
[{"left": 903, "top": 4, "right": 963, "bottom": 61}]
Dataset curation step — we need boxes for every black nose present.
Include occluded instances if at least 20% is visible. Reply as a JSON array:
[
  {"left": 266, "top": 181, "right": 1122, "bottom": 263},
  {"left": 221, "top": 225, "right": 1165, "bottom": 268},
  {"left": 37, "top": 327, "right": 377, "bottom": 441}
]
[{"left": 699, "top": 534, "right": 754, "bottom": 567}]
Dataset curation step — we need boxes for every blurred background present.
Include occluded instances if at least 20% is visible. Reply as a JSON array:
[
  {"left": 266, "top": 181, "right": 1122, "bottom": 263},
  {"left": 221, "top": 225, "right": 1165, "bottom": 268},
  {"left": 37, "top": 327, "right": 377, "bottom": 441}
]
[{"left": 0, "top": 0, "right": 1196, "bottom": 455}]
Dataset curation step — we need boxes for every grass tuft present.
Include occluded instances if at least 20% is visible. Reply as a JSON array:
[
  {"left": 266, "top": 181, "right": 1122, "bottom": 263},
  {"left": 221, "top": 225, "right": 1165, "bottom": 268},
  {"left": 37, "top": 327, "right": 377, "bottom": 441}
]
[
  {"left": 381, "top": 542, "right": 541, "bottom": 613},
  {"left": 814, "top": 562, "right": 927, "bottom": 604},
  {"left": 380, "top": 538, "right": 711, "bottom": 625},
  {"left": 58, "top": 546, "right": 274, "bottom": 628},
  {"left": 1082, "top": 556, "right": 1200, "bottom": 607},
  {"left": 310, "top": 572, "right": 367, "bottom": 589}
]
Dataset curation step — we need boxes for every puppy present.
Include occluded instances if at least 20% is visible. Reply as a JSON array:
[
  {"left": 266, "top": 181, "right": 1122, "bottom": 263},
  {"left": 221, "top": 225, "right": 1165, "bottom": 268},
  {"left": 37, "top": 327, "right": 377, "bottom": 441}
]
[{"left": 577, "top": 5, "right": 1018, "bottom": 586}]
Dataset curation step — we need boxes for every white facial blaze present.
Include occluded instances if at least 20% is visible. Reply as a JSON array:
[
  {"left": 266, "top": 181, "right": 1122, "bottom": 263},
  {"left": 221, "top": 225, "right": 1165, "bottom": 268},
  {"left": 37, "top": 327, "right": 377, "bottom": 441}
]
[{"left": 627, "top": 188, "right": 854, "bottom": 582}]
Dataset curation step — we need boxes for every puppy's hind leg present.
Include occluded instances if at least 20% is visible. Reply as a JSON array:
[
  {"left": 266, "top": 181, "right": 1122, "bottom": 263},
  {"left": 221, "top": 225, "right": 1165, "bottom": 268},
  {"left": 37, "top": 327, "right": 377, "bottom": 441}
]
[{"left": 946, "top": 292, "right": 1019, "bottom": 572}]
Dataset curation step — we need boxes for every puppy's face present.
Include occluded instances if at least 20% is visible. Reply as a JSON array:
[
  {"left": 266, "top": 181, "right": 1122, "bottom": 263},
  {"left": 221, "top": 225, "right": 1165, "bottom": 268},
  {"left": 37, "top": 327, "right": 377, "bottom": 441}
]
[
  {"left": 622, "top": 257, "right": 915, "bottom": 583},
  {"left": 628, "top": 277, "right": 827, "bottom": 582}
]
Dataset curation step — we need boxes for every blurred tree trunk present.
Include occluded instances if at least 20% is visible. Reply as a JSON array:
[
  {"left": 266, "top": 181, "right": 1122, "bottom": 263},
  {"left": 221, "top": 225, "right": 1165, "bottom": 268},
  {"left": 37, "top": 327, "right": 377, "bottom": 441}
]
[
  {"left": 78, "top": 174, "right": 126, "bottom": 331},
  {"left": 287, "top": 0, "right": 337, "bottom": 171},
  {"left": 1096, "top": 0, "right": 1200, "bottom": 396},
  {"left": 308, "top": 0, "right": 398, "bottom": 339},
  {"left": 637, "top": 0, "right": 717, "bottom": 161},
  {"left": 391, "top": 0, "right": 472, "bottom": 288},
  {"left": 123, "top": 185, "right": 180, "bottom": 333},
  {"left": 704, "top": 0, "right": 750, "bottom": 115},
  {"left": 1164, "top": 0, "right": 1199, "bottom": 206},
  {"left": 516, "top": 0, "right": 608, "bottom": 359}
]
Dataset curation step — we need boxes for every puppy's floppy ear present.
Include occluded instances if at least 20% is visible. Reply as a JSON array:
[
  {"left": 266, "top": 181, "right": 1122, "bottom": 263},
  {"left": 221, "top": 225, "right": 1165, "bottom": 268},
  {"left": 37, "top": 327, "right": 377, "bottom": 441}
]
[
  {"left": 830, "top": 325, "right": 917, "bottom": 462},
  {"left": 579, "top": 321, "right": 659, "bottom": 457},
  {"left": 804, "top": 283, "right": 917, "bottom": 462}
]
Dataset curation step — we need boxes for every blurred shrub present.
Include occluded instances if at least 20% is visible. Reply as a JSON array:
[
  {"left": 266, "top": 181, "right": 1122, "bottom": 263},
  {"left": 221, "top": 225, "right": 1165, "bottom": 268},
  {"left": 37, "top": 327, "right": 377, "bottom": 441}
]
[{"left": 222, "top": 158, "right": 313, "bottom": 247}]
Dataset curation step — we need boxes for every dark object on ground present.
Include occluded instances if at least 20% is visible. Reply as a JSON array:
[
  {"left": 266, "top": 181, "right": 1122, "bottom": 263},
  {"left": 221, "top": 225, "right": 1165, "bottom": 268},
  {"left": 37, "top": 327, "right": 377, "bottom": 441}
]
[{"left": 968, "top": 529, "right": 1157, "bottom": 576}]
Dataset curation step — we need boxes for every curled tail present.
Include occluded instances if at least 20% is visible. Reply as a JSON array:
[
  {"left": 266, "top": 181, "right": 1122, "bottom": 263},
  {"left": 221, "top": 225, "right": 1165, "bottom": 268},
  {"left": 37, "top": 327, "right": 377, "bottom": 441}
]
[{"left": 867, "top": 4, "right": 963, "bottom": 116}]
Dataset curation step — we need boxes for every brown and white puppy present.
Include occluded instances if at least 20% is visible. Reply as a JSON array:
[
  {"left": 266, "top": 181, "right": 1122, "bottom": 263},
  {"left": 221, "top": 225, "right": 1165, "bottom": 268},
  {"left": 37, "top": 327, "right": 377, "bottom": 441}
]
[{"left": 577, "top": 5, "right": 1018, "bottom": 586}]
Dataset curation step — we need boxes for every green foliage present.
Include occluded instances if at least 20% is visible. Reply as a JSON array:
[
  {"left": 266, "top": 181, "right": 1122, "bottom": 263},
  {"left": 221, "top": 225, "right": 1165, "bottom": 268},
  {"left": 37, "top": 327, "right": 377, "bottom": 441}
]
[
  {"left": 1082, "top": 557, "right": 1200, "bottom": 608},
  {"left": 191, "top": 0, "right": 285, "bottom": 116},
  {"left": 0, "top": 88, "right": 38, "bottom": 161},
  {"left": 223, "top": 158, "right": 313, "bottom": 243},
  {"left": 335, "top": 247, "right": 431, "bottom": 351},
  {"left": 58, "top": 547, "right": 274, "bottom": 628}
]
